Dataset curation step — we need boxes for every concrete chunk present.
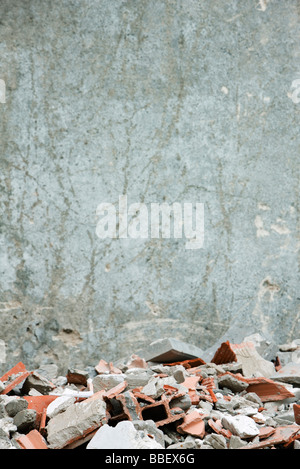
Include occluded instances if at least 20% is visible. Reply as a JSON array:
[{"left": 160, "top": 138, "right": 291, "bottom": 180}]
[
  {"left": 221, "top": 415, "right": 259, "bottom": 439},
  {"left": 139, "top": 338, "right": 204, "bottom": 363},
  {"left": 46, "top": 395, "right": 76, "bottom": 419},
  {"left": 87, "top": 421, "right": 164, "bottom": 449},
  {"left": 46, "top": 395, "right": 107, "bottom": 449},
  {"left": 271, "top": 362, "right": 300, "bottom": 385},
  {"left": 13, "top": 409, "right": 36, "bottom": 433},
  {"left": 92, "top": 373, "right": 126, "bottom": 393}
]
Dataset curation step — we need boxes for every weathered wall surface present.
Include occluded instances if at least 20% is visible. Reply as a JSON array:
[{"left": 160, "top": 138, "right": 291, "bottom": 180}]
[{"left": 0, "top": 0, "right": 299, "bottom": 373}]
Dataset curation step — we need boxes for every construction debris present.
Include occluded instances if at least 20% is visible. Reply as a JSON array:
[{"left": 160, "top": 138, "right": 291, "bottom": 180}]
[{"left": 0, "top": 335, "right": 299, "bottom": 449}]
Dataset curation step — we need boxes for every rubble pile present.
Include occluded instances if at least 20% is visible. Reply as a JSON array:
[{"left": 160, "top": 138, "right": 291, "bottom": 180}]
[{"left": 0, "top": 334, "right": 299, "bottom": 450}]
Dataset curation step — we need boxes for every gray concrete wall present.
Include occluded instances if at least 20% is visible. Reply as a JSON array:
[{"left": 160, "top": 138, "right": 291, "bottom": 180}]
[{"left": 0, "top": 0, "right": 299, "bottom": 373}]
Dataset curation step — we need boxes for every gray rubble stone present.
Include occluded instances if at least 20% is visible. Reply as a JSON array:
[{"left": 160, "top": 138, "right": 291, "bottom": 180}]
[
  {"left": 139, "top": 337, "right": 204, "bottom": 363},
  {"left": 204, "top": 433, "right": 227, "bottom": 449},
  {"left": 243, "top": 333, "right": 279, "bottom": 361},
  {"left": 0, "top": 437, "right": 17, "bottom": 449},
  {"left": 0, "top": 417, "right": 17, "bottom": 438},
  {"left": 167, "top": 435, "right": 202, "bottom": 450},
  {"left": 218, "top": 374, "right": 249, "bottom": 393},
  {"left": 124, "top": 368, "right": 154, "bottom": 387},
  {"left": 92, "top": 373, "right": 126, "bottom": 393},
  {"left": 169, "top": 394, "right": 192, "bottom": 411},
  {"left": 132, "top": 420, "right": 165, "bottom": 448},
  {"left": 35, "top": 364, "right": 59, "bottom": 380},
  {"left": 279, "top": 342, "right": 299, "bottom": 352},
  {"left": 13, "top": 409, "right": 36, "bottom": 433},
  {"left": 243, "top": 392, "right": 263, "bottom": 407},
  {"left": 3, "top": 397, "right": 28, "bottom": 418},
  {"left": 270, "top": 362, "right": 300, "bottom": 385},
  {"left": 229, "top": 435, "right": 249, "bottom": 449},
  {"left": 142, "top": 375, "right": 178, "bottom": 399},
  {"left": 21, "top": 372, "right": 55, "bottom": 395}
]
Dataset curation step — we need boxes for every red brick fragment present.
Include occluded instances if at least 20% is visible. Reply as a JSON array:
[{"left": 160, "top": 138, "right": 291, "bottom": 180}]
[
  {"left": 245, "top": 377, "right": 295, "bottom": 402},
  {"left": 258, "top": 426, "right": 276, "bottom": 440},
  {"left": 95, "top": 359, "right": 122, "bottom": 375},
  {"left": 181, "top": 375, "right": 200, "bottom": 390},
  {"left": 140, "top": 395, "right": 184, "bottom": 427},
  {"left": 0, "top": 362, "right": 32, "bottom": 395},
  {"left": 201, "top": 377, "right": 218, "bottom": 403},
  {"left": 16, "top": 429, "right": 48, "bottom": 449},
  {"left": 166, "top": 357, "right": 206, "bottom": 369},
  {"left": 211, "top": 341, "right": 237, "bottom": 365},
  {"left": 23, "top": 395, "right": 58, "bottom": 427},
  {"left": 132, "top": 390, "right": 156, "bottom": 404},
  {"left": 188, "top": 390, "right": 200, "bottom": 405},
  {"left": 294, "top": 404, "right": 300, "bottom": 425},
  {"left": 177, "top": 410, "right": 205, "bottom": 438},
  {"left": 208, "top": 418, "right": 232, "bottom": 439}
]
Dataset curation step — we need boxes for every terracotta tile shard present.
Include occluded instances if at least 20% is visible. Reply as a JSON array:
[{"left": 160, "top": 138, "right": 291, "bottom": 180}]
[
  {"left": 39, "top": 408, "right": 48, "bottom": 435},
  {"left": 177, "top": 410, "right": 205, "bottom": 438},
  {"left": 188, "top": 390, "right": 200, "bottom": 405},
  {"left": 163, "top": 384, "right": 179, "bottom": 395},
  {"left": 132, "top": 390, "right": 156, "bottom": 404},
  {"left": 197, "top": 391, "right": 214, "bottom": 404},
  {"left": 126, "top": 354, "right": 148, "bottom": 369},
  {"left": 95, "top": 359, "right": 122, "bottom": 375},
  {"left": 211, "top": 341, "right": 237, "bottom": 365},
  {"left": 240, "top": 425, "right": 300, "bottom": 449},
  {"left": 0, "top": 361, "right": 27, "bottom": 382},
  {"left": 294, "top": 404, "right": 300, "bottom": 425},
  {"left": 16, "top": 429, "right": 49, "bottom": 449},
  {"left": 201, "top": 377, "right": 218, "bottom": 403},
  {"left": 166, "top": 357, "right": 206, "bottom": 369},
  {"left": 208, "top": 418, "right": 232, "bottom": 439},
  {"left": 245, "top": 377, "right": 295, "bottom": 402},
  {"left": 0, "top": 362, "right": 32, "bottom": 395},
  {"left": 66, "top": 369, "right": 88, "bottom": 386},
  {"left": 258, "top": 426, "right": 276, "bottom": 440},
  {"left": 181, "top": 375, "right": 200, "bottom": 390},
  {"left": 24, "top": 395, "right": 58, "bottom": 414}
]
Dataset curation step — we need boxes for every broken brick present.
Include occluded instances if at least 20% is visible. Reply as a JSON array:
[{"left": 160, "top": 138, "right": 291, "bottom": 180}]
[
  {"left": 16, "top": 429, "right": 49, "bottom": 449},
  {"left": 208, "top": 418, "right": 232, "bottom": 439},
  {"left": 140, "top": 396, "right": 184, "bottom": 427},
  {"left": 245, "top": 377, "right": 295, "bottom": 402},
  {"left": 294, "top": 404, "right": 300, "bottom": 425},
  {"left": 0, "top": 362, "right": 32, "bottom": 395},
  {"left": 177, "top": 410, "right": 206, "bottom": 438}
]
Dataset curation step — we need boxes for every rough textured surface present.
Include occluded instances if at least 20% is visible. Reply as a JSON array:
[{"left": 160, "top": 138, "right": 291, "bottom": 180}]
[
  {"left": 0, "top": 0, "right": 299, "bottom": 373},
  {"left": 86, "top": 421, "right": 164, "bottom": 449}
]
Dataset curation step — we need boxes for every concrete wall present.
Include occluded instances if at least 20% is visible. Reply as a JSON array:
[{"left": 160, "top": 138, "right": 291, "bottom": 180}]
[{"left": 0, "top": 0, "right": 299, "bottom": 373}]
